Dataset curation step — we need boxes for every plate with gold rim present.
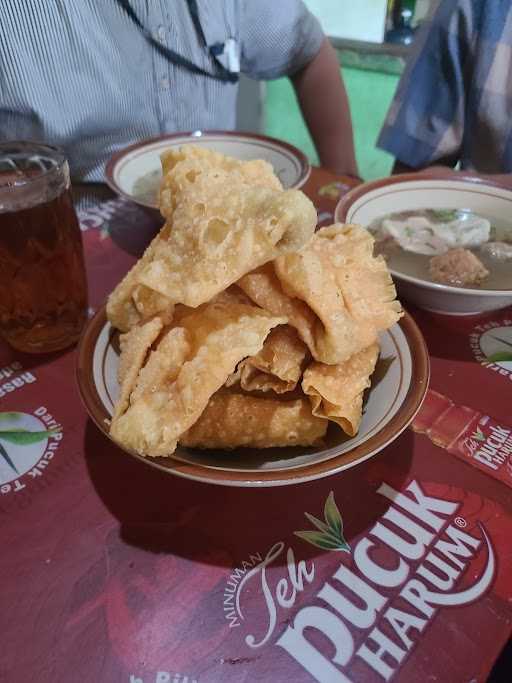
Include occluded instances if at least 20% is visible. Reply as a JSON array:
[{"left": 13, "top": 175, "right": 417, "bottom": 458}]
[{"left": 76, "top": 306, "right": 429, "bottom": 487}]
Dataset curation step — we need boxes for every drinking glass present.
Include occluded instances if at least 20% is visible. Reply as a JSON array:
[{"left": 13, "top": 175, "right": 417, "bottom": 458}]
[{"left": 0, "top": 142, "right": 88, "bottom": 353}]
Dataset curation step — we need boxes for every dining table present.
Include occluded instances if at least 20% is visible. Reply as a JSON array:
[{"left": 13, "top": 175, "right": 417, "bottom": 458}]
[{"left": 1, "top": 165, "right": 512, "bottom": 683}]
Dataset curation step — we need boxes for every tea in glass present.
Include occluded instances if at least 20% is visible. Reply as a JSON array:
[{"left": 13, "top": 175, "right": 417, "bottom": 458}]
[{"left": 0, "top": 142, "right": 88, "bottom": 353}]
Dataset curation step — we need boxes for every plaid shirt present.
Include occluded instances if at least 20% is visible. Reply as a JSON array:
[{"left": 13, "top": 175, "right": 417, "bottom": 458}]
[{"left": 378, "top": 0, "right": 512, "bottom": 173}]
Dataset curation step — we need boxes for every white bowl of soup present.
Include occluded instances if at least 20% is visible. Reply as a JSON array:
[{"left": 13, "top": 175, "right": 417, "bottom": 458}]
[{"left": 335, "top": 174, "right": 512, "bottom": 315}]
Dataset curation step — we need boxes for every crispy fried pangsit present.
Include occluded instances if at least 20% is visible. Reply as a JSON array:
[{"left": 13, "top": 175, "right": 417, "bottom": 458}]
[
  {"left": 237, "top": 264, "right": 319, "bottom": 354},
  {"left": 274, "top": 224, "right": 402, "bottom": 363},
  {"left": 107, "top": 146, "right": 285, "bottom": 332},
  {"left": 109, "top": 301, "right": 286, "bottom": 457},
  {"left": 142, "top": 176, "right": 316, "bottom": 306},
  {"left": 302, "top": 343, "right": 380, "bottom": 436},
  {"left": 237, "top": 325, "right": 308, "bottom": 394},
  {"left": 106, "top": 147, "right": 403, "bottom": 459},
  {"left": 106, "top": 176, "right": 316, "bottom": 331},
  {"left": 115, "top": 317, "right": 163, "bottom": 420},
  {"left": 180, "top": 392, "right": 327, "bottom": 449},
  {"left": 106, "top": 226, "right": 175, "bottom": 332},
  {"left": 160, "top": 145, "right": 282, "bottom": 218}
]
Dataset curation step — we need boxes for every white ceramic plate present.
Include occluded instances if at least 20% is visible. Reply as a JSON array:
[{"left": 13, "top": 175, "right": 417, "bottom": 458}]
[
  {"left": 77, "top": 306, "right": 429, "bottom": 487},
  {"left": 336, "top": 174, "right": 512, "bottom": 315},
  {"left": 105, "top": 131, "right": 311, "bottom": 209}
]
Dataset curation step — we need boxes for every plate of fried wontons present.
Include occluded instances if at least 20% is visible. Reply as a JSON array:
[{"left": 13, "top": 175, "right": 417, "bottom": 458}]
[{"left": 77, "top": 146, "right": 429, "bottom": 486}]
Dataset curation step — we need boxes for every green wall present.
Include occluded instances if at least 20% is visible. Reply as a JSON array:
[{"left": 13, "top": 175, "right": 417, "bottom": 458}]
[{"left": 264, "top": 66, "right": 399, "bottom": 181}]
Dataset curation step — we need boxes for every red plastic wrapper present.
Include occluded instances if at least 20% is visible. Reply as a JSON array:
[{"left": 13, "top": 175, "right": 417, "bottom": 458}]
[{"left": 412, "top": 389, "right": 512, "bottom": 486}]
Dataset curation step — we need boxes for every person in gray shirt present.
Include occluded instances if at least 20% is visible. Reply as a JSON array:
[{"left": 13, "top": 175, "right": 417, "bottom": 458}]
[{"left": 1, "top": 0, "right": 358, "bottom": 182}]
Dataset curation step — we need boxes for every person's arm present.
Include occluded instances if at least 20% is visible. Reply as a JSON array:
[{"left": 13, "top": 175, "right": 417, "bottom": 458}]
[{"left": 290, "top": 38, "right": 359, "bottom": 178}]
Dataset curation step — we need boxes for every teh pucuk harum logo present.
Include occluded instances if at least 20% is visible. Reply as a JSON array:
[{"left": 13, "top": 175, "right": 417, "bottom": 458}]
[
  {"left": 230, "top": 483, "right": 496, "bottom": 683},
  {"left": 0, "top": 411, "right": 61, "bottom": 486},
  {"left": 224, "top": 492, "right": 349, "bottom": 641}
]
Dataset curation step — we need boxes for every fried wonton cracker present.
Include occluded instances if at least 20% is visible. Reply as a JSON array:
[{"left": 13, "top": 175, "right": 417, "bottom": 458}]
[
  {"left": 302, "top": 342, "right": 380, "bottom": 436},
  {"left": 160, "top": 145, "right": 282, "bottom": 218},
  {"left": 106, "top": 224, "right": 175, "bottom": 332},
  {"left": 180, "top": 392, "right": 327, "bottom": 449},
  {"left": 236, "top": 325, "right": 308, "bottom": 394},
  {"left": 237, "top": 264, "right": 319, "bottom": 353},
  {"left": 212, "top": 285, "right": 255, "bottom": 307},
  {"left": 137, "top": 174, "right": 316, "bottom": 308},
  {"left": 106, "top": 176, "right": 316, "bottom": 332},
  {"left": 109, "top": 301, "right": 286, "bottom": 457},
  {"left": 274, "top": 224, "right": 402, "bottom": 363},
  {"left": 114, "top": 317, "right": 164, "bottom": 420}
]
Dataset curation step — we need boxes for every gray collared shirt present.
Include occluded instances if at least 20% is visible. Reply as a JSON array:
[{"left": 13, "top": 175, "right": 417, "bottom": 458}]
[{"left": 0, "top": 0, "right": 323, "bottom": 181}]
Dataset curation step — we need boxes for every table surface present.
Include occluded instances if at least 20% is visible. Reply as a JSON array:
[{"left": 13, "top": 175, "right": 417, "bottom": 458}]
[{"left": 1, "top": 168, "right": 512, "bottom": 683}]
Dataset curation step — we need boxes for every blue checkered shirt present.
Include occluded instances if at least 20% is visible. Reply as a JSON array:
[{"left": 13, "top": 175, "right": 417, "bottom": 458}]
[
  {"left": 0, "top": 0, "right": 323, "bottom": 182},
  {"left": 378, "top": 0, "right": 512, "bottom": 173}
]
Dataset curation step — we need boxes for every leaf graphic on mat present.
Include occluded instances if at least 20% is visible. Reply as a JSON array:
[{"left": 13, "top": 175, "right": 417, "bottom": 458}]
[
  {"left": 0, "top": 442, "right": 18, "bottom": 474},
  {"left": 0, "top": 428, "right": 59, "bottom": 445},
  {"left": 303, "top": 517, "right": 344, "bottom": 547},
  {"left": 472, "top": 428, "right": 485, "bottom": 442},
  {"left": 485, "top": 352, "right": 512, "bottom": 363},
  {"left": 294, "top": 531, "right": 350, "bottom": 552},
  {"left": 304, "top": 512, "right": 330, "bottom": 534},
  {"left": 0, "top": 412, "right": 25, "bottom": 423},
  {"left": 295, "top": 491, "right": 351, "bottom": 553},
  {"left": 324, "top": 491, "right": 343, "bottom": 536}
]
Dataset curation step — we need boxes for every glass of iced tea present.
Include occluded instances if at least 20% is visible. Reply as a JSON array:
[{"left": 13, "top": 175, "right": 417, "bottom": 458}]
[{"left": 0, "top": 142, "right": 88, "bottom": 353}]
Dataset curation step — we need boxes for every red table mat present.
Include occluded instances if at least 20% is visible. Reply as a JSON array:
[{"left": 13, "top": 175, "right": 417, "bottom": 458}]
[{"left": 1, "top": 170, "right": 511, "bottom": 683}]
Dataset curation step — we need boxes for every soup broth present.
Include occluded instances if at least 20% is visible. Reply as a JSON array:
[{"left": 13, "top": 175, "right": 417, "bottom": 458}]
[
  {"left": 132, "top": 169, "right": 161, "bottom": 206},
  {"left": 369, "top": 209, "right": 512, "bottom": 290}
]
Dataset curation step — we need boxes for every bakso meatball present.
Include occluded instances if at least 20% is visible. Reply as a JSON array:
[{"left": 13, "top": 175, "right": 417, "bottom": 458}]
[{"left": 429, "top": 248, "right": 489, "bottom": 287}]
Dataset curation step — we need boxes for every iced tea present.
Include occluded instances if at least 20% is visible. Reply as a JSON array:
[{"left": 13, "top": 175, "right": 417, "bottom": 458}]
[{"left": 0, "top": 143, "right": 88, "bottom": 353}]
